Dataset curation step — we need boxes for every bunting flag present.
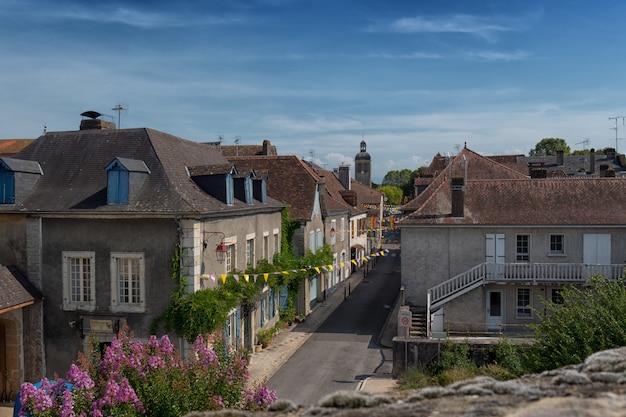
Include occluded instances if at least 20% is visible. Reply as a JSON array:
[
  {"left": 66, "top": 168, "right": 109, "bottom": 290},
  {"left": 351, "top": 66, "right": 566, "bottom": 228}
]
[
  {"left": 233, "top": 274, "right": 239, "bottom": 282},
  {"left": 328, "top": 265, "right": 333, "bottom": 271},
  {"left": 351, "top": 260, "right": 357, "bottom": 265},
  {"left": 210, "top": 274, "right": 216, "bottom": 282},
  {"left": 341, "top": 261, "right": 345, "bottom": 268},
  {"left": 363, "top": 257, "right": 369, "bottom": 262},
  {"left": 244, "top": 274, "right": 249, "bottom": 282},
  {"left": 221, "top": 274, "right": 227, "bottom": 284},
  {"left": 282, "top": 271, "right": 290, "bottom": 275},
  {"left": 263, "top": 273, "right": 269, "bottom": 282},
  {"left": 315, "top": 267, "right": 320, "bottom": 273}
]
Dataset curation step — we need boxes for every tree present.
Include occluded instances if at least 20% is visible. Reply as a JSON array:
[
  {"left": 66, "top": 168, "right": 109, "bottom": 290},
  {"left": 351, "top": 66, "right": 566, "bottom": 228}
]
[
  {"left": 377, "top": 185, "right": 403, "bottom": 205},
  {"left": 382, "top": 168, "right": 426, "bottom": 200},
  {"left": 528, "top": 276, "right": 626, "bottom": 372},
  {"left": 529, "top": 138, "right": 571, "bottom": 156}
]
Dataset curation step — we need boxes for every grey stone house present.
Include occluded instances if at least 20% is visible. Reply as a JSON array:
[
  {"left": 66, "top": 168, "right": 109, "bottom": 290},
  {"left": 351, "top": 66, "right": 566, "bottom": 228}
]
[
  {"left": 0, "top": 114, "right": 284, "bottom": 382},
  {"left": 398, "top": 145, "right": 626, "bottom": 338}
]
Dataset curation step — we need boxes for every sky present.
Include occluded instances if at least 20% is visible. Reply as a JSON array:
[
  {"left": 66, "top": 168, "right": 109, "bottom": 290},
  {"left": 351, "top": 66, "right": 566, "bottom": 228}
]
[{"left": 2, "top": 1, "right": 626, "bottom": 183}]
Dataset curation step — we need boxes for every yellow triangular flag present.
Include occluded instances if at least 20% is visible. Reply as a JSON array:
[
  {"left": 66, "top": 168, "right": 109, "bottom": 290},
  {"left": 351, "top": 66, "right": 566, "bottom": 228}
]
[
  {"left": 244, "top": 274, "right": 249, "bottom": 282},
  {"left": 263, "top": 273, "right": 269, "bottom": 282},
  {"left": 221, "top": 274, "right": 227, "bottom": 283}
]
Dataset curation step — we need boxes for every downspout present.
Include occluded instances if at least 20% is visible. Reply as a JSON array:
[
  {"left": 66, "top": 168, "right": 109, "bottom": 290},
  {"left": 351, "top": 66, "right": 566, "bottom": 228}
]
[{"left": 174, "top": 217, "right": 186, "bottom": 360}]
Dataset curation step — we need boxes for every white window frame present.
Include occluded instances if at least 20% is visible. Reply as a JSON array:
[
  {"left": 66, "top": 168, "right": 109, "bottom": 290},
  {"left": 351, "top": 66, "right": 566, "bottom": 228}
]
[
  {"left": 246, "top": 233, "right": 256, "bottom": 267},
  {"left": 330, "top": 219, "right": 337, "bottom": 246},
  {"left": 549, "top": 234, "right": 565, "bottom": 255},
  {"left": 62, "top": 251, "right": 96, "bottom": 312},
  {"left": 516, "top": 288, "right": 532, "bottom": 318},
  {"left": 263, "top": 232, "right": 269, "bottom": 260},
  {"left": 340, "top": 217, "right": 345, "bottom": 242},
  {"left": 273, "top": 228, "right": 280, "bottom": 259},
  {"left": 110, "top": 252, "right": 145, "bottom": 313},
  {"left": 516, "top": 234, "right": 530, "bottom": 263}
]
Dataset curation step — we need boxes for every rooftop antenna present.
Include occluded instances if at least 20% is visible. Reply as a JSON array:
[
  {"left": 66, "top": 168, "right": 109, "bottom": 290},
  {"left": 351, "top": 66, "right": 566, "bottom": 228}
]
[
  {"left": 454, "top": 144, "right": 461, "bottom": 154},
  {"left": 112, "top": 104, "right": 127, "bottom": 129},
  {"left": 234, "top": 135, "right": 240, "bottom": 156},
  {"left": 217, "top": 135, "right": 223, "bottom": 144},
  {"left": 609, "top": 116, "right": 625, "bottom": 152},
  {"left": 308, "top": 149, "right": 315, "bottom": 161},
  {"left": 575, "top": 138, "right": 590, "bottom": 150}
]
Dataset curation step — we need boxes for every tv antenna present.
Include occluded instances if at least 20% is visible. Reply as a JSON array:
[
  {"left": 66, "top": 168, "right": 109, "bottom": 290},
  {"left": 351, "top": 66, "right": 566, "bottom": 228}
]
[
  {"left": 575, "top": 138, "right": 590, "bottom": 150},
  {"left": 609, "top": 116, "right": 625, "bottom": 152},
  {"left": 112, "top": 104, "right": 128, "bottom": 129},
  {"left": 217, "top": 135, "right": 223, "bottom": 144}
]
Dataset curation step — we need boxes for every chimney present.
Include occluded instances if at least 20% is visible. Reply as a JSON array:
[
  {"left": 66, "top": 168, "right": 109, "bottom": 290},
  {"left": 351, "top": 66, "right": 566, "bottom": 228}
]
[
  {"left": 590, "top": 148, "right": 596, "bottom": 174},
  {"left": 600, "top": 164, "right": 609, "bottom": 177},
  {"left": 262, "top": 139, "right": 271, "bottom": 155},
  {"left": 337, "top": 165, "right": 350, "bottom": 190},
  {"left": 451, "top": 177, "right": 464, "bottom": 218},
  {"left": 556, "top": 149, "right": 564, "bottom": 166},
  {"left": 530, "top": 168, "right": 547, "bottom": 178},
  {"left": 79, "top": 110, "right": 116, "bottom": 130},
  {"left": 606, "top": 148, "right": 616, "bottom": 160}
]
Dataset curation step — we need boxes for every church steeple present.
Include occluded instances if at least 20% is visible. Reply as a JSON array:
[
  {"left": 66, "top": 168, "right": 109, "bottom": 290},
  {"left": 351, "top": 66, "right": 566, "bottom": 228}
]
[{"left": 355, "top": 139, "right": 372, "bottom": 187}]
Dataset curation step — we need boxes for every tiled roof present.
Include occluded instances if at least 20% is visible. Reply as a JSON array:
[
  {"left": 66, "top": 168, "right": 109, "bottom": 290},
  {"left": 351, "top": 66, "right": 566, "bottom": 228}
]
[
  {"left": 308, "top": 165, "right": 362, "bottom": 216},
  {"left": 226, "top": 155, "right": 322, "bottom": 222},
  {"left": 0, "top": 139, "right": 35, "bottom": 156},
  {"left": 350, "top": 179, "right": 384, "bottom": 206},
  {"left": 220, "top": 143, "right": 277, "bottom": 157},
  {"left": 0, "top": 265, "right": 42, "bottom": 314},
  {"left": 403, "top": 146, "right": 528, "bottom": 212},
  {"left": 6, "top": 128, "right": 282, "bottom": 214},
  {"left": 400, "top": 177, "right": 626, "bottom": 225}
]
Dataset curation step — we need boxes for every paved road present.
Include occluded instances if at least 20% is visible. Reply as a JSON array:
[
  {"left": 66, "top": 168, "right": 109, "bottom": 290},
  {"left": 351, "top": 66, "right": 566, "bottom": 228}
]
[{"left": 267, "top": 249, "right": 401, "bottom": 405}]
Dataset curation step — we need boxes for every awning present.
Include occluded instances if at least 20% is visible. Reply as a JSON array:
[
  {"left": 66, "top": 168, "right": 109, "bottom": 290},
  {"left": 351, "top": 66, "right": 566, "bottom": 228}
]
[{"left": 0, "top": 265, "right": 43, "bottom": 315}]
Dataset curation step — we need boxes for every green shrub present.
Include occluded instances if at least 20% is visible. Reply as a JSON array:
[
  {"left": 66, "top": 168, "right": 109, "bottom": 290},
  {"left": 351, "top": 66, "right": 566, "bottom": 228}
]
[
  {"left": 528, "top": 276, "right": 626, "bottom": 372},
  {"left": 489, "top": 339, "right": 528, "bottom": 377},
  {"left": 256, "top": 328, "right": 274, "bottom": 347},
  {"left": 398, "top": 364, "right": 435, "bottom": 390}
]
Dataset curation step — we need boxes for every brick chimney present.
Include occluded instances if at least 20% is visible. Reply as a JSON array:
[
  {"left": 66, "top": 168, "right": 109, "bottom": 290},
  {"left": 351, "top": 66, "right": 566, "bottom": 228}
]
[
  {"left": 556, "top": 149, "right": 564, "bottom": 165},
  {"left": 590, "top": 148, "right": 596, "bottom": 174},
  {"left": 451, "top": 177, "right": 464, "bottom": 218},
  {"left": 337, "top": 165, "right": 350, "bottom": 190},
  {"left": 262, "top": 139, "right": 271, "bottom": 155},
  {"left": 79, "top": 111, "right": 116, "bottom": 130}
]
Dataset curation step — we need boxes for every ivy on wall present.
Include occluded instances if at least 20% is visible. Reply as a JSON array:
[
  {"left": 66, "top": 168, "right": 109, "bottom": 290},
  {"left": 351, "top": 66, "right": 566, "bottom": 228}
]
[{"left": 152, "top": 207, "right": 334, "bottom": 342}]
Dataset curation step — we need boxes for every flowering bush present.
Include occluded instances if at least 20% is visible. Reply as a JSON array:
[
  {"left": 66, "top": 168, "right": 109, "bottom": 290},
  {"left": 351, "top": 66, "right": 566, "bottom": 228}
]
[{"left": 18, "top": 326, "right": 276, "bottom": 416}]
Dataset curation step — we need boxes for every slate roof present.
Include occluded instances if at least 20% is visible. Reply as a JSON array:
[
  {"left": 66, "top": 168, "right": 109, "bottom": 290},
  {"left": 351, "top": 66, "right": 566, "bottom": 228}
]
[
  {"left": 0, "top": 265, "right": 42, "bottom": 314},
  {"left": 226, "top": 155, "right": 322, "bottom": 222},
  {"left": 403, "top": 146, "right": 528, "bottom": 212},
  {"left": 400, "top": 177, "right": 626, "bottom": 226},
  {"left": 516, "top": 152, "right": 625, "bottom": 176},
  {"left": 5, "top": 128, "right": 283, "bottom": 215}
]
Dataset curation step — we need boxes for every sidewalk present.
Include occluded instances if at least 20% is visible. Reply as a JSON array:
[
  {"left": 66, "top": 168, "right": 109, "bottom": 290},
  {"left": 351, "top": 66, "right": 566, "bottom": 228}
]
[{"left": 247, "top": 250, "right": 400, "bottom": 395}]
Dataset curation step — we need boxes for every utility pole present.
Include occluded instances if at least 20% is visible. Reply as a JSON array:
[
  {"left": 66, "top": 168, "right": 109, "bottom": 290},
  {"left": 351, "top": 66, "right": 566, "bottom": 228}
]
[
  {"left": 609, "top": 116, "right": 625, "bottom": 152},
  {"left": 112, "top": 104, "right": 126, "bottom": 129}
]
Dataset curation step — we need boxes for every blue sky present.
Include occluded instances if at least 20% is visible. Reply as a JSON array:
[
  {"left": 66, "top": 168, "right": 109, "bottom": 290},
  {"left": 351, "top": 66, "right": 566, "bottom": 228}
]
[{"left": 2, "top": 1, "right": 626, "bottom": 183}]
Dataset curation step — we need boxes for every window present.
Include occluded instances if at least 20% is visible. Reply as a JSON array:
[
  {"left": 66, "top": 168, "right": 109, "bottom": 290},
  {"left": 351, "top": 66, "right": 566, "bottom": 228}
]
[
  {"left": 517, "top": 288, "right": 532, "bottom": 317},
  {"left": 0, "top": 164, "right": 15, "bottom": 204},
  {"left": 516, "top": 234, "right": 530, "bottom": 262},
  {"left": 340, "top": 218, "right": 345, "bottom": 241},
  {"left": 62, "top": 251, "right": 96, "bottom": 311},
  {"left": 263, "top": 234, "right": 269, "bottom": 260},
  {"left": 330, "top": 220, "right": 337, "bottom": 245},
  {"left": 111, "top": 253, "right": 145, "bottom": 313},
  {"left": 273, "top": 231, "right": 279, "bottom": 258},
  {"left": 225, "top": 244, "right": 236, "bottom": 272},
  {"left": 309, "top": 231, "right": 315, "bottom": 252},
  {"left": 551, "top": 289, "right": 564, "bottom": 304},
  {"left": 316, "top": 229, "right": 323, "bottom": 251},
  {"left": 246, "top": 238, "right": 255, "bottom": 267},
  {"left": 549, "top": 234, "right": 565, "bottom": 255}
]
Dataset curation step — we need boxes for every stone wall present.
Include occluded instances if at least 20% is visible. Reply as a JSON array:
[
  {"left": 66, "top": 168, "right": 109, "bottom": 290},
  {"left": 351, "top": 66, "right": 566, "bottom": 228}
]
[{"left": 186, "top": 346, "right": 626, "bottom": 417}]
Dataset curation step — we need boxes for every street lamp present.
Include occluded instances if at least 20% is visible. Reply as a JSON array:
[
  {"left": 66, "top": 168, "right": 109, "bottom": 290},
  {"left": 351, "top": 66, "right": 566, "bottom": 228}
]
[{"left": 203, "top": 231, "right": 228, "bottom": 264}]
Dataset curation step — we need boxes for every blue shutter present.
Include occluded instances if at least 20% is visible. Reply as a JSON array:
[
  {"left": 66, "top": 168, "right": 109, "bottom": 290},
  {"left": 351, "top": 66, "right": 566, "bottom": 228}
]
[
  {"left": 107, "top": 164, "right": 129, "bottom": 204},
  {"left": 226, "top": 174, "right": 234, "bottom": 204},
  {"left": 261, "top": 299, "right": 266, "bottom": 326},
  {"left": 279, "top": 286, "right": 288, "bottom": 309},
  {"left": 245, "top": 177, "right": 253, "bottom": 204},
  {"left": 235, "top": 308, "right": 241, "bottom": 343},
  {"left": 269, "top": 289, "right": 275, "bottom": 318}
]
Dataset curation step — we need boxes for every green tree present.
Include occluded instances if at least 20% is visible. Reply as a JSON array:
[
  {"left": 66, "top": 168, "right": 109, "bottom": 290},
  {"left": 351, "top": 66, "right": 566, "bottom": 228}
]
[
  {"left": 528, "top": 275, "right": 626, "bottom": 372},
  {"left": 529, "top": 138, "right": 571, "bottom": 156},
  {"left": 382, "top": 169, "right": 413, "bottom": 188},
  {"left": 377, "top": 185, "right": 403, "bottom": 205}
]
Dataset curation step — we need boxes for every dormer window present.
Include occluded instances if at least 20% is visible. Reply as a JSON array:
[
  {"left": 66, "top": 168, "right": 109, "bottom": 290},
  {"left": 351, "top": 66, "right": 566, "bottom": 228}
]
[
  {"left": 0, "top": 162, "right": 15, "bottom": 204},
  {"left": 0, "top": 157, "right": 43, "bottom": 205},
  {"left": 188, "top": 164, "right": 236, "bottom": 205},
  {"left": 105, "top": 157, "right": 151, "bottom": 205}
]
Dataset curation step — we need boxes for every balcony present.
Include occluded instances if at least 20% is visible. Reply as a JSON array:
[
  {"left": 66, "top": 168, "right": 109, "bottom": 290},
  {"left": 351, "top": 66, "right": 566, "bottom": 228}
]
[{"left": 428, "top": 262, "right": 625, "bottom": 313}]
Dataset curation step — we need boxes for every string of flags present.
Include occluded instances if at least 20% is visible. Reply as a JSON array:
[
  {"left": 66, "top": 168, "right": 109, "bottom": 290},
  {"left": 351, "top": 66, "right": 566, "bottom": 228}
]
[{"left": 204, "top": 249, "right": 390, "bottom": 284}]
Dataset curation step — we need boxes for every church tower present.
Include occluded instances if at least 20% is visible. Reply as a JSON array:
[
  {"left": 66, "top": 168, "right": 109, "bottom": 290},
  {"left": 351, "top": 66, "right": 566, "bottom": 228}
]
[{"left": 354, "top": 139, "right": 372, "bottom": 187}]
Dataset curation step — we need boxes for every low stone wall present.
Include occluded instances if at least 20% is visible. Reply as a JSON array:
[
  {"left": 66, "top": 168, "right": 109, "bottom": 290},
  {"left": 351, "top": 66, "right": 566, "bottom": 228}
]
[{"left": 186, "top": 346, "right": 626, "bottom": 417}]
